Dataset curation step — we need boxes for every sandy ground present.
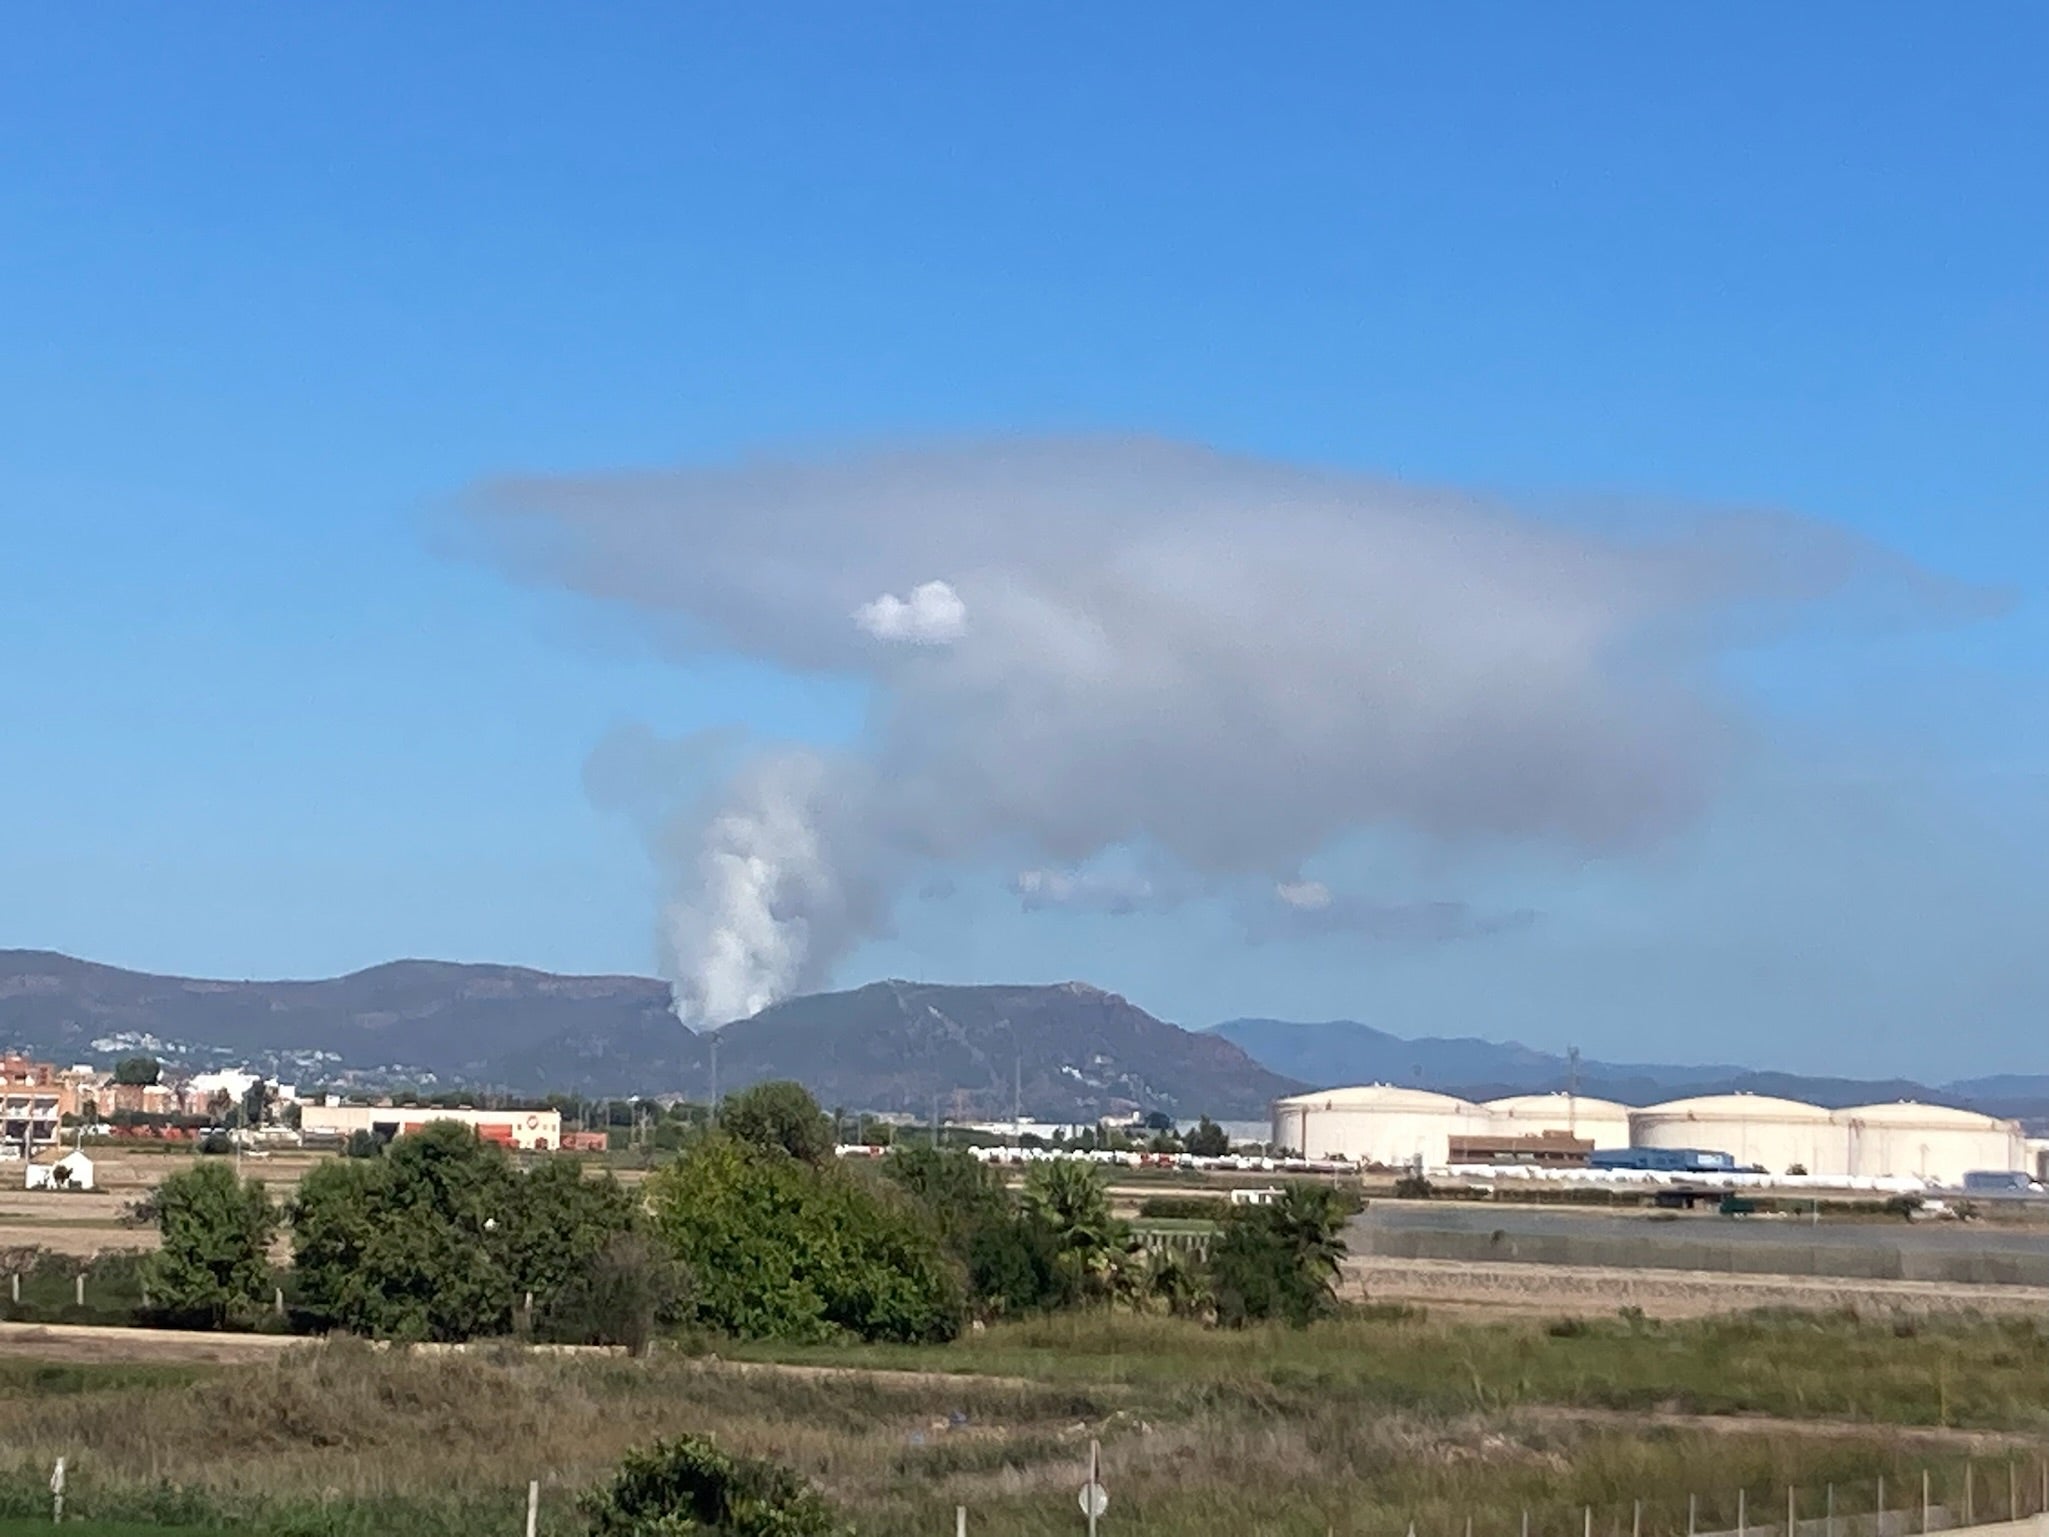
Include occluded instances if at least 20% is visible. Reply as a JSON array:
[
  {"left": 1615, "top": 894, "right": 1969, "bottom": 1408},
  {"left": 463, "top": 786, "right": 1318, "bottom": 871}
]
[
  {"left": 1346, "top": 1256, "right": 2049, "bottom": 1319},
  {"left": 0, "top": 1147, "right": 336, "bottom": 1256}
]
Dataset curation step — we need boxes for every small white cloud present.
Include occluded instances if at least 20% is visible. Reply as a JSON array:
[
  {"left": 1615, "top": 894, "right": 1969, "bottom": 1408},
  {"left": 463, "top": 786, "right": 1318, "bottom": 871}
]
[
  {"left": 1275, "top": 879, "right": 1333, "bottom": 911},
  {"left": 854, "top": 579, "right": 967, "bottom": 645}
]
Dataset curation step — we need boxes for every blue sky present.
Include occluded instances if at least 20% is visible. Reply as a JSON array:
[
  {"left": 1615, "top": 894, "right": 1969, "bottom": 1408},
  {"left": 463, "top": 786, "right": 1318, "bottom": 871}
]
[{"left": 2, "top": 5, "right": 2043, "bottom": 1075}]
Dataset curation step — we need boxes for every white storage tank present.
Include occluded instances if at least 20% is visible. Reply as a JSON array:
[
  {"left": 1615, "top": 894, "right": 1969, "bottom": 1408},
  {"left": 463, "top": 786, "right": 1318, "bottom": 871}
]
[
  {"left": 1271, "top": 1085, "right": 1492, "bottom": 1168},
  {"left": 1834, "top": 1102, "right": 2025, "bottom": 1186},
  {"left": 1629, "top": 1093, "right": 1847, "bottom": 1177},
  {"left": 1483, "top": 1093, "right": 1633, "bottom": 1150}
]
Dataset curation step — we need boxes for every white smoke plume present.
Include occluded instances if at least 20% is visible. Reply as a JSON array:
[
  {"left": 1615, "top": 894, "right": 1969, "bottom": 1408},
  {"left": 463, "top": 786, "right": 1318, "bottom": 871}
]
[
  {"left": 854, "top": 579, "right": 967, "bottom": 644},
  {"left": 466, "top": 436, "right": 1986, "bottom": 1025}
]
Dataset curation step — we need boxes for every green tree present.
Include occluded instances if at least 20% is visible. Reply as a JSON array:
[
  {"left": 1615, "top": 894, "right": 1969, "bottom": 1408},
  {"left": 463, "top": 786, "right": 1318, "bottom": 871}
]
[
  {"left": 718, "top": 1080, "right": 836, "bottom": 1164},
  {"left": 144, "top": 1161, "right": 279, "bottom": 1329},
  {"left": 646, "top": 1134, "right": 962, "bottom": 1343},
  {"left": 239, "top": 1076, "right": 270, "bottom": 1129},
  {"left": 882, "top": 1145, "right": 1057, "bottom": 1315},
  {"left": 1207, "top": 1182, "right": 1350, "bottom": 1327},
  {"left": 1184, "top": 1117, "right": 1231, "bottom": 1158},
  {"left": 290, "top": 1120, "right": 640, "bottom": 1342},
  {"left": 582, "top": 1436, "right": 845, "bottom": 1537},
  {"left": 113, "top": 1055, "right": 160, "bottom": 1087},
  {"left": 1020, "top": 1159, "right": 1129, "bottom": 1304}
]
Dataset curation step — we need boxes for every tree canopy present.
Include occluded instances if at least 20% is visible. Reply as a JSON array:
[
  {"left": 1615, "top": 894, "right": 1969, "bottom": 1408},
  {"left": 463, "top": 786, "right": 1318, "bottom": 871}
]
[
  {"left": 718, "top": 1080, "right": 837, "bottom": 1164},
  {"left": 645, "top": 1133, "right": 962, "bottom": 1343},
  {"left": 290, "top": 1120, "right": 640, "bottom": 1342},
  {"left": 144, "top": 1161, "right": 279, "bottom": 1329},
  {"left": 113, "top": 1055, "right": 160, "bottom": 1087}
]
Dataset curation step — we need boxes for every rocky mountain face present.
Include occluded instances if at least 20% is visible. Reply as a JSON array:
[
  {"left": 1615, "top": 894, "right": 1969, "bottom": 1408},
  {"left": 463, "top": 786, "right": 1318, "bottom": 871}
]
[{"left": 0, "top": 952, "right": 1296, "bottom": 1120}]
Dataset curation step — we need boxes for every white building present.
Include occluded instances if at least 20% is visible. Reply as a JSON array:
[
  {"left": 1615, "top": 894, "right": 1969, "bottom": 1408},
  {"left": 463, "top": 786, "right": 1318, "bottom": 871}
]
[
  {"left": 25, "top": 1150, "right": 95, "bottom": 1191},
  {"left": 1483, "top": 1093, "right": 1633, "bottom": 1150},
  {"left": 298, "top": 1103, "right": 563, "bottom": 1151},
  {"left": 1629, "top": 1094, "right": 1849, "bottom": 1176},
  {"left": 1835, "top": 1103, "right": 2026, "bottom": 1187},
  {"left": 1271, "top": 1086, "right": 1493, "bottom": 1167}
]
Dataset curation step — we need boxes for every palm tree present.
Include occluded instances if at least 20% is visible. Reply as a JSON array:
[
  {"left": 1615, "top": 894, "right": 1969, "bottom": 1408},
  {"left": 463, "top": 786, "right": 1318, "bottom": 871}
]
[{"left": 1021, "top": 1160, "right": 1128, "bottom": 1303}]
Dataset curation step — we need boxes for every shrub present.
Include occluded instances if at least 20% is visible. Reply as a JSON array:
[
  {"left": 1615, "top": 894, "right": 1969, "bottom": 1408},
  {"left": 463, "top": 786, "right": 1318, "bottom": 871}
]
[
  {"left": 582, "top": 1436, "right": 846, "bottom": 1537},
  {"left": 541, "top": 1232, "right": 690, "bottom": 1355},
  {"left": 1138, "top": 1194, "right": 1224, "bottom": 1220},
  {"left": 647, "top": 1134, "right": 963, "bottom": 1344},
  {"left": 1184, "top": 1117, "right": 1231, "bottom": 1157},
  {"left": 1393, "top": 1173, "right": 1435, "bottom": 1200},
  {"left": 1208, "top": 1182, "right": 1349, "bottom": 1328}
]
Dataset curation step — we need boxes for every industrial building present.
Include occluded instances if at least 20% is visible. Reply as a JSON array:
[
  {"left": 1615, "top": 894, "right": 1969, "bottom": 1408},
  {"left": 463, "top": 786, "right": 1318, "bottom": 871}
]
[
  {"left": 1272, "top": 1084, "right": 2035, "bottom": 1186},
  {"left": 1270, "top": 1086, "right": 1494, "bottom": 1168},
  {"left": 1482, "top": 1093, "right": 1632, "bottom": 1150},
  {"left": 1628, "top": 1094, "right": 1849, "bottom": 1177},
  {"left": 299, "top": 1103, "right": 563, "bottom": 1151}
]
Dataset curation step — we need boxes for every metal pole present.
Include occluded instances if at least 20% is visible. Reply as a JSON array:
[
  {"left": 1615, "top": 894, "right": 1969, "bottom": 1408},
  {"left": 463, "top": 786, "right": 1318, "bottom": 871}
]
[
  {"left": 1524, "top": 1508, "right": 1530, "bottom": 1537},
  {"left": 957, "top": 1506, "right": 967, "bottom": 1537},
  {"left": 1585, "top": 1507, "right": 1592, "bottom": 1537},
  {"left": 1790, "top": 1486, "right": 1798, "bottom": 1537},
  {"left": 74, "top": 1273, "right": 84, "bottom": 1308},
  {"left": 1634, "top": 1500, "right": 1642, "bottom": 1537},
  {"left": 1827, "top": 1484, "right": 1835, "bottom": 1537},
  {"left": 1740, "top": 1488, "right": 1747, "bottom": 1537},
  {"left": 1690, "top": 1494, "right": 1697, "bottom": 1537},
  {"left": 1965, "top": 1465, "right": 1973, "bottom": 1528},
  {"left": 525, "top": 1479, "right": 539, "bottom": 1537},
  {"left": 2010, "top": 1462, "right": 2018, "bottom": 1522},
  {"left": 1088, "top": 1439, "right": 1100, "bottom": 1537},
  {"left": 1878, "top": 1477, "right": 1886, "bottom": 1537},
  {"left": 1921, "top": 1471, "right": 1929, "bottom": 1535}
]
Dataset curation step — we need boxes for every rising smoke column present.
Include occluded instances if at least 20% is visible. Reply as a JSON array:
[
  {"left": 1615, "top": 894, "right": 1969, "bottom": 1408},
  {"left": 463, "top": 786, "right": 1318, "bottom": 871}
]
[{"left": 466, "top": 436, "right": 1979, "bottom": 1025}]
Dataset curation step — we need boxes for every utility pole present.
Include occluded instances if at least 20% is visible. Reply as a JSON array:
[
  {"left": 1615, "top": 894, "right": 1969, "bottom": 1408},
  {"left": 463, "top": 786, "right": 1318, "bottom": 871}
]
[{"left": 709, "top": 1034, "right": 719, "bottom": 1124}]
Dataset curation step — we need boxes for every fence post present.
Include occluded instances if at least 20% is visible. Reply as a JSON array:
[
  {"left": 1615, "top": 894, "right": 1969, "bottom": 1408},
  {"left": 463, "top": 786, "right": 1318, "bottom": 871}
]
[
  {"left": 1791, "top": 1486, "right": 1798, "bottom": 1537},
  {"left": 1635, "top": 1501, "right": 1642, "bottom": 1537},
  {"left": 1586, "top": 1507, "right": 1592, "bottom": 1537},
  {"left": 1689, "top": 1494, "right": 1697, "bottom": 1537},
  {"left": 2009, "top": 1462, "right": 2017, "bottom": 1522},
  {"left": 1827, "top": 1483, "right": 1834, "bottom": 1537},
  {"left": 1922, "top": 1471, "right": 1930, "bottom": 1535},
  {"left": 74, "top": 1273, "right": 85, "bottom": 1308},
  {"left": 1878, "top": 1477, "right": 1886, "bottom": 1537},
  {"left": 525, "top": 1479, "right": 539, "bottom": 1537},
  {"left": 956, "top": 1506, "right": 967, "bottom": 1537},
  {"left": 1740, "top": 1489, "right": 1747, "bottom": 1537},
  {"left": 9, "top": 1272, "right": 17, "bottom": 1304},
  {"left": 1523, "top": 1507, "right": 1530, "bottom": 1537},
  {"left": 275, "top": 1286, "right": 286, "bottom": 1318},
  {"left": 1965, "top": 1466, "right": 1973, "bottom": 1528}
]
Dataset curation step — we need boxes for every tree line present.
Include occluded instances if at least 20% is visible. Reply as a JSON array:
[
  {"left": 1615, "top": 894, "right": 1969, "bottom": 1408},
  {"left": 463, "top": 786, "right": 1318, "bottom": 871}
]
[{"left": 143, "top": 1080, "right": 1350, "bottom": 1345}]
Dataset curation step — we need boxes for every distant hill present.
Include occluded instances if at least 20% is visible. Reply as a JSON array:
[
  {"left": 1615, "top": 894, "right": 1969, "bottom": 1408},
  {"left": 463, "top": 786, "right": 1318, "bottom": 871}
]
[
  {"left": 0, "top": 951, "right": 1294, "bottom": 1120},
  {"left": 1209, "top": 1016, "right": 2045, "bottom": 1124}
]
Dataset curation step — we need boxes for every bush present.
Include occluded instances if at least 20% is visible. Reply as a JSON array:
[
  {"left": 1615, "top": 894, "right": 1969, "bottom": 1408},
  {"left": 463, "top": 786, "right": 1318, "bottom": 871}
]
[
  {"left": 291, "top": 1121, "right": 639, "bottom": 1342},
  {"left": 1138, "top": 1194, "right": 1224, "bottom": 1220},
  {"left": 647, "top": 1134, "right": 963, "bottom": 1344},
  {"left": 1208, "top": 1182, "right": 1349, "bottom": 1328},
  {"left": 582, "top": 1436, "right": 846, "bottom": 1537},
  {"left": 1393, "top": 1173, "right": 1435, "bottom": 1200},
  {"left": 541, "top": 1231, "right": 690, "bottom": 1354},
  {"left": 1184, "top": 1117, "right": 1231, "bottom": 1158}
]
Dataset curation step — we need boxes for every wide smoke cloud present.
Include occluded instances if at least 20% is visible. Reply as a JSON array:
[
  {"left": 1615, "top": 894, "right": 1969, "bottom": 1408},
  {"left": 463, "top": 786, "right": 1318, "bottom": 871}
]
[{"left": 465, "top": 436, "right": 1977, "bottom": 1026}]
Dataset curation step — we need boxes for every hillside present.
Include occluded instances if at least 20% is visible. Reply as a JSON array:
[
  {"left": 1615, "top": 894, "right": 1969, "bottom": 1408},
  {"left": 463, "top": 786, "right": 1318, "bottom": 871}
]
[{"left": 0, "top": 952, "right": 1293, "bottom": 1119}]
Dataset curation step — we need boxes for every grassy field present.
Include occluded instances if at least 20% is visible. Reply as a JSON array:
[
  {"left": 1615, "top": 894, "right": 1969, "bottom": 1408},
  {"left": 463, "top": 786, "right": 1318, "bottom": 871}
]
[{"left": 0, "top": 1310, "right": 2042, "bottom": 1535}]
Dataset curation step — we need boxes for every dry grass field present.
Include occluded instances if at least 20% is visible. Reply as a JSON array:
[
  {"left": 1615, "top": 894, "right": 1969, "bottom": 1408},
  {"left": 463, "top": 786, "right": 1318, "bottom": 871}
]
[{"left": 1, "top": 1310, "right": 2046, "bottom": 1537}]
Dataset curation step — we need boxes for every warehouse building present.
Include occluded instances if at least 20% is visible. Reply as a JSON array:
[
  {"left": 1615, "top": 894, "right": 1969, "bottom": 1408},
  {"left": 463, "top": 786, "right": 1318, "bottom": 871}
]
[{"left": 299, "top": 1103, "right": 563, "bottom": 1151}]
